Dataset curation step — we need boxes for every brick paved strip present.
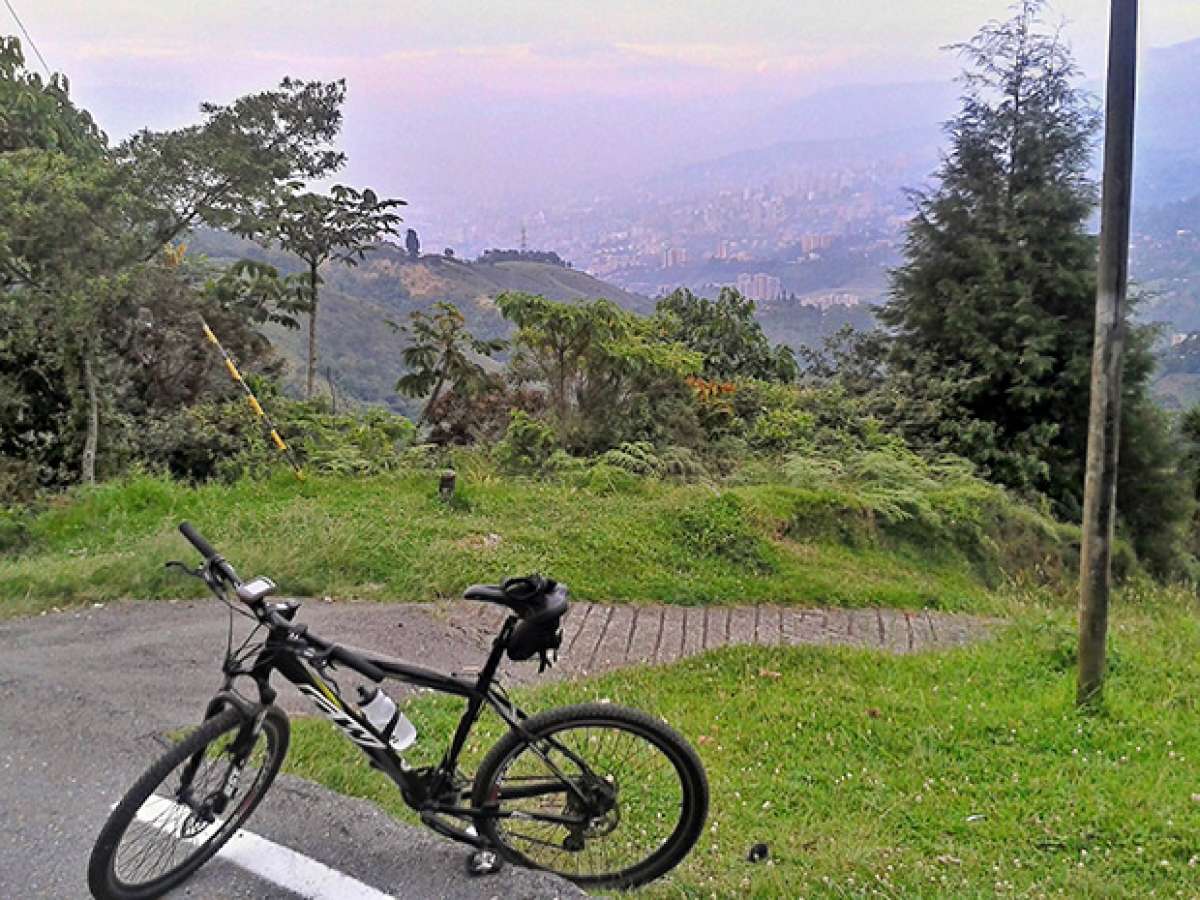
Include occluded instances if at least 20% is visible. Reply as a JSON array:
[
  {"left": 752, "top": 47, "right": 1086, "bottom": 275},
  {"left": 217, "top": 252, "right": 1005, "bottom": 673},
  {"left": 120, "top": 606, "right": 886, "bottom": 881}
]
[
  {"left": 447, "top": 600, "right": 992, "bottom": 678},
  {"left": 681, "top": 607, "right": 705, "bottom": 657},
  {"left": 627, "top": 607, "right": 660, "bottom": 664},
  {"left": 560, "top": 602, "right": 592, "bottom": 654},
  {"left": 728, "top": 607, "right": 757, "bottom": 646},
  {"left": 656, "top": 606, "right": 686, "bottom": 664},
  {"left": 482, "top": 604, "right": 987, "bottom": 677}
]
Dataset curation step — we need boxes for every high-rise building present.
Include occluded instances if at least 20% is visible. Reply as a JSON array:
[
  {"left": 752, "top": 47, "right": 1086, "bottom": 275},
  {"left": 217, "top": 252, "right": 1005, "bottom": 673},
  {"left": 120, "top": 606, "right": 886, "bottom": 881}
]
[
  {"left": 661, "top": 247, "right": 689, "bottom": 268},
  {"left": 736, "top": 272, "right": 782, "bottom": 302}
]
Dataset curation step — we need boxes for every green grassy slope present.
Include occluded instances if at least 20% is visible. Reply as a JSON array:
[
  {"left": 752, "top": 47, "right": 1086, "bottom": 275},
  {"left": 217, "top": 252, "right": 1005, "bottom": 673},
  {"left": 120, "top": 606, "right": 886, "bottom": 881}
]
[{"left": 0, "top": 464, "right": 1071, "bottom": 618}]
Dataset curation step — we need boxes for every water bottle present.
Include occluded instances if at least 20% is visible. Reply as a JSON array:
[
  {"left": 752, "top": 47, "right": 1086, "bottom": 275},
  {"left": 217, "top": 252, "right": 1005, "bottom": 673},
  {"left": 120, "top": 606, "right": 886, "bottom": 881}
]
[{"left": 357, "top": 685, "right": 417, "bottom": 752}]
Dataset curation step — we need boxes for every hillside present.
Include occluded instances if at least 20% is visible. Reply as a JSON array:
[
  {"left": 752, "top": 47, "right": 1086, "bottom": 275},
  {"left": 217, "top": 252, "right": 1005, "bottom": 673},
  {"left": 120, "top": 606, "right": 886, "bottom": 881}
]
[{"left": 188, "top": 231, "right": 651, "bottom": 408}]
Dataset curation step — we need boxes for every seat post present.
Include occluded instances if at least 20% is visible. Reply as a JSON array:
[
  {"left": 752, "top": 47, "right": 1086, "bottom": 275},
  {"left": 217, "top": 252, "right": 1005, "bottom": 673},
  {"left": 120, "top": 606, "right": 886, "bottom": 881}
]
[{"left": 474, "top": 616, "right": 516, "bottom": 694}]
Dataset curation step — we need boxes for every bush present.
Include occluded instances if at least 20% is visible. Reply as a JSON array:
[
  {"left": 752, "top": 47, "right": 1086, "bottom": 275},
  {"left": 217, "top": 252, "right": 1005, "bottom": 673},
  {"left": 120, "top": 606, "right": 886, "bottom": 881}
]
[
  {"left": 495, "top": 410, "right": 557, "bottom": 473},
  {"left": 579, "top": 462, "right": 642, "bottom": 495},
  {"left": 746, "top": 407, "right": 815, "bottom": 452},
  {"left": 136, "top": 390, "right": 417, "bottom": 482},
  {"left": 599, "top": 442, "right": 662, "bottom": 476}
]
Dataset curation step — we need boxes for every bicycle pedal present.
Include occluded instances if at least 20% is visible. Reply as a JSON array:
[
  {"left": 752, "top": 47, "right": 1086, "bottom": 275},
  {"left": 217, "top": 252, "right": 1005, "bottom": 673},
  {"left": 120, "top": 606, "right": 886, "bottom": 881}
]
[{"left": 466, "top": 849, "right": 504, "bottom": 877}]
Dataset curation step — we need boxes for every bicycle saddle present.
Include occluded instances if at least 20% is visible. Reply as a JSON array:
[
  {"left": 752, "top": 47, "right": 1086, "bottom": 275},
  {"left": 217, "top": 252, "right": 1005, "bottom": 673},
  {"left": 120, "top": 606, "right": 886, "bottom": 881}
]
[{"left": 464, "top": 574, "right": 566, "bottom": 620}]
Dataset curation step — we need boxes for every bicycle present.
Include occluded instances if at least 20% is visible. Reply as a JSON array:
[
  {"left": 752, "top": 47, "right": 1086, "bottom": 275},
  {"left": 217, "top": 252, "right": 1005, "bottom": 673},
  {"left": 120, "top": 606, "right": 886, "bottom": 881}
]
[{"left": 87, "top": 522, "right": 709, "bottom": 898}]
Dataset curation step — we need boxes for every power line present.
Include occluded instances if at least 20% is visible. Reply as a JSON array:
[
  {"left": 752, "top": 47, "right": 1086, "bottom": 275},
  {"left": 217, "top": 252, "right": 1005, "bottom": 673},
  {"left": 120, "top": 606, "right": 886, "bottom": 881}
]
[{"left": 3, "top": 0, "right": 52, "bottom": 78}]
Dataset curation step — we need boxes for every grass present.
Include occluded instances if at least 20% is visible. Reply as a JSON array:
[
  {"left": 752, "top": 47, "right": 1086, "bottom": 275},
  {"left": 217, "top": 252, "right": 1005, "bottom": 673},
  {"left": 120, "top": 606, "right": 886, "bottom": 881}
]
[
  {"left": 0, "top": 465, "right": 1067, "bottom": 618},
  {"left": 281, "top": 583, "right": 1200, "bottom": 897}
]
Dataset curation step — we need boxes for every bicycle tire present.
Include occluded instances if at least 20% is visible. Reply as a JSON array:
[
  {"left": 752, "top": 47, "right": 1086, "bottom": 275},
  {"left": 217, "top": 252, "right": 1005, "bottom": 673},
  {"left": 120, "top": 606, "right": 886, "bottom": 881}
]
[
  {"left": 471, "top": 702, "right": 708, "bottom": 889},
  {"left": 87, "top": 705, "right": 289, "bottom": 900}
]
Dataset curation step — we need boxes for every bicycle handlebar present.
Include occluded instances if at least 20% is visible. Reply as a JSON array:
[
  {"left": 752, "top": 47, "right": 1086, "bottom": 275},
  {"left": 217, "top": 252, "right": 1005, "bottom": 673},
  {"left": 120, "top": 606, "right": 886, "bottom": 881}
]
[
  {"left": 179, "top": 522, "right": 218, "bottom": 561},
  {"left": 179, "top": 521, "right": 242, "bottom": 595},
  {"left": 176, "top": 521, "right": 385, "bottom": 682}
]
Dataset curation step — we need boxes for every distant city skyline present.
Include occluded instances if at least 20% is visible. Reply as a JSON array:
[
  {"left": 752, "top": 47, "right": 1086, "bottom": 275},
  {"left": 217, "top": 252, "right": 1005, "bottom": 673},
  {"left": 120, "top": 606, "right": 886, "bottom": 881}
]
[{"left": 9, "top": 2, "right": 1200, "bottom": 246}]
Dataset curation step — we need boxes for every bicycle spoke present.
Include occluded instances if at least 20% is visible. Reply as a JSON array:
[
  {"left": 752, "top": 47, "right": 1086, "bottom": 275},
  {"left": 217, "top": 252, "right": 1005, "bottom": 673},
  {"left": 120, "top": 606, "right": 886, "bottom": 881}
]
[
  {"left": 108, "top": 718, "right": 278, "bottom": 891},
  {"left": 488, "top": 719, "right": 687, "bottom": 881}
]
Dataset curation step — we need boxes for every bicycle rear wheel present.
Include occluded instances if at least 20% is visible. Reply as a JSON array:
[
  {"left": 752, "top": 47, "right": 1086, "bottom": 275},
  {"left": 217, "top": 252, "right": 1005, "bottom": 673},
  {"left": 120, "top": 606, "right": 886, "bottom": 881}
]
[
  {"left": 88, "top": 705, "right": 289, "bottom": 900},
  {"left": 471, "top": 703, "right": 708, "bottom": 890}
]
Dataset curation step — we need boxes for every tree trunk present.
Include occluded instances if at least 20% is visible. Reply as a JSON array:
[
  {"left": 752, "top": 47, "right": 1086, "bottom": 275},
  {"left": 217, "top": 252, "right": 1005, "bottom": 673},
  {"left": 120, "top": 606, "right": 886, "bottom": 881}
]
[
  {"left": 326, "top": 367, "right": 338, "bottom": 414},
  {"left": 306, "top": 262, "right": 319, "bottom": 400},
  {"left": 81, "top": 343, "right": 99, "bottom": 486},
  {"left": 420, "top": 370, "right": 448, "bottom": 426}
]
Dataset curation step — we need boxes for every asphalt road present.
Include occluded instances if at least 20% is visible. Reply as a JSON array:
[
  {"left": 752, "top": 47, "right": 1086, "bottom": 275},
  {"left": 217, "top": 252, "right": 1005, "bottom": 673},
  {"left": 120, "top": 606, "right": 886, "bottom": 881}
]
[{"left": 0, "top": 599, "right": 585, "bottom": 899}]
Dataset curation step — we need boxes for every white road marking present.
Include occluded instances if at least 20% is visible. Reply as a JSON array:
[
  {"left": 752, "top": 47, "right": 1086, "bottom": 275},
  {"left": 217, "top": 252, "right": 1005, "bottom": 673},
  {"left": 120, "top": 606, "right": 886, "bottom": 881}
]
[{"left": 135, "top": 795, "right": 396, "bottom": 899}]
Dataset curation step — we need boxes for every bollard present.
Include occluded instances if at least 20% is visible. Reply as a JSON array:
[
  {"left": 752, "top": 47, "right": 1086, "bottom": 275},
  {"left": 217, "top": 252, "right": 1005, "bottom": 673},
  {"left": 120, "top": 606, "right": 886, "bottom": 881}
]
[{"left": 439, "top": 469, "right": 457, "bottom": 503}]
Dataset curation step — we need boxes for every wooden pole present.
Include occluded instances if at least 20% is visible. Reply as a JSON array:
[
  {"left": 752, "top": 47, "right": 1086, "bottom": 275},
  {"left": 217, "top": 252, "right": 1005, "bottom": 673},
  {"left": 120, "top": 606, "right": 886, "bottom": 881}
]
[{"left": 1078, "top": 0, "right": 1138, "bottom": 707}]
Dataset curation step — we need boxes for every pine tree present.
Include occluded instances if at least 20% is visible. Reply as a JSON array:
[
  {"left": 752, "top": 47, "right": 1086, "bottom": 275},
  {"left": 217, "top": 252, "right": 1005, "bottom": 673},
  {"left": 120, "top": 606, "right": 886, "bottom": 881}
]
[{"left": 880, "top": 1, "right": 1103, "bottom": 510}]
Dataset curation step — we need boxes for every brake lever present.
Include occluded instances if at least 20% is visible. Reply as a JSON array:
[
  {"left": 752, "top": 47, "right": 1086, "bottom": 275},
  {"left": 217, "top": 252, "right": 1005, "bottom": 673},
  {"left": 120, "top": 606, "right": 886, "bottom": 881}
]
[{"left": 164, "top": 560, "right": 204, "bottom": 578}]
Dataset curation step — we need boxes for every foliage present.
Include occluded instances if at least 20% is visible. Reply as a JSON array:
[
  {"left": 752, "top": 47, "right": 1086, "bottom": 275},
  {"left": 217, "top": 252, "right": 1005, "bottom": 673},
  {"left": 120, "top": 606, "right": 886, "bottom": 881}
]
[
  {"left": 421, "top": 383, "right": 545, "bottom": 446},
  {"left": 0, "top": 37, "right": 106, "bottom": 156},
  {"left": 655, "top": 286, "right": 797, "bottom": 382},
  {"left": 477, "top": 248, "right": 568, "bottom": 267},
  {"left": 497, "top": 292, "right": 702, "bottom": 453},
  {"left": 872, "top": 1, "right": 1195, "bottom": 571},
  {"left": 0, "top": 38, "right": 356, "bottom": 486},
  {"left": 135, "top": 389, "right": 416, "bottom": 482},
  {"left": 494, "top": 410, "right": 558, "bottom": 473},
  {"left": 796, "top": 324, "right": 889, "bottom": 396},
  {"left": 118, "top": 77, "right": 348, "bottom": 249},
  {"left": 392, "top": 302, "right": 505, "bottom": 425}
]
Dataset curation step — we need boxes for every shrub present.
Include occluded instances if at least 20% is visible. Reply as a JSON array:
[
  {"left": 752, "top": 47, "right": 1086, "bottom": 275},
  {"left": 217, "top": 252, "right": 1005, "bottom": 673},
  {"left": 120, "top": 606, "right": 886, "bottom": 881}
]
[
  {"left": 746, "top": 408, "right": 816, "bottom": 452},
  {"left": 495, "top": 410, "right": 557, "bottom": 473},
  {"left": 599, "top": 442, "right": 662, "bottom": 476},
  {"left": 580, "top": 462, "right": 642, "bottom": 495}
]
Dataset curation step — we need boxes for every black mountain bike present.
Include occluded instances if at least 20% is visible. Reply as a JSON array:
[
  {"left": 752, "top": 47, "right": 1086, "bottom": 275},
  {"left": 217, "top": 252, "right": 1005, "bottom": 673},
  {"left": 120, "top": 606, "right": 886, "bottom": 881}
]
[{"left": 87, "top": 523, "right": 708, "bottom": 899}]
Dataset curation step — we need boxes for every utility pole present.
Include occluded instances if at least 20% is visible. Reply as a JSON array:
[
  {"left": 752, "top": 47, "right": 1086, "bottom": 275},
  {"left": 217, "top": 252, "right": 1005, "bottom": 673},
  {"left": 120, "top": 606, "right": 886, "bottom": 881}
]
[{"left": 1078, "top": 0, "right": 1139, "bottom": 707}]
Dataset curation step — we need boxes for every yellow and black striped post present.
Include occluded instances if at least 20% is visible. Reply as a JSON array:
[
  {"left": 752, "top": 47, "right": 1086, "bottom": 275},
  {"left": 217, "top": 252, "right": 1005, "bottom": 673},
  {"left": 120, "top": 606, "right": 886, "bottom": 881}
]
[{"left": 199, "top": 316, "right": 304, "bottom": 481}]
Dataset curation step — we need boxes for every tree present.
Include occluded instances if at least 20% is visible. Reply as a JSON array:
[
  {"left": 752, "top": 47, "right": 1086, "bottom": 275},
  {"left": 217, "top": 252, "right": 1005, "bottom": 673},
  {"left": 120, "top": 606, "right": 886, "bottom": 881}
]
[
  {"left": 497, "top": 292, "right": 702, "bottom": 452},
  {"left": 0, "top": 36, "right": 106, "bottom": 157},
  {"left": 879, "top": 1, "right": 1103, "bottom": 509},
  {"left": 119, "top": 77, "right": 348, "bottom": 254},
  {"left": 655, "top": 287, "right": 797, "bottom": 382},
  {"left": 265, "top": 186, "right": 405, "bottom": 398},
  {"left": 1, "top": 37, "right": 350, "bottom": 484},
  {"left": 405, "top": 228, "right": 420, "bottom": 260},
  {"left": 393, "top": 302, "right": 504, "bottom": 424}
]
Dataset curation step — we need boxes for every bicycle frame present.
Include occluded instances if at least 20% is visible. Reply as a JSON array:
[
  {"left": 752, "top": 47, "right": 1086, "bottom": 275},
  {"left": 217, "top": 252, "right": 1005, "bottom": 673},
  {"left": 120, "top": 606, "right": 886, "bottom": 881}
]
[{"left": 213, "top": 611, "right": 567, "bottom": 849}]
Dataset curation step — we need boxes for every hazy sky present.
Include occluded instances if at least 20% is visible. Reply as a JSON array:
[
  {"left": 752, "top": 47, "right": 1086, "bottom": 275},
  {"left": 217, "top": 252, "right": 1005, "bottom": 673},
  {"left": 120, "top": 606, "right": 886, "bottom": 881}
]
[{"left": 10, "top": 1, "right": 1200, "bottom": 234}]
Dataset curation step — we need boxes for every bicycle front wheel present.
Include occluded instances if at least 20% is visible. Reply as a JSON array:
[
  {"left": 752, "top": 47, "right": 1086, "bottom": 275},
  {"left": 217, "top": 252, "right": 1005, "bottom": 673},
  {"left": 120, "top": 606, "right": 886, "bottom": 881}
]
[
  {"left": 88, "top": 704, "right": 289, "bottom": 900},
  {"left": 472, "top": 702, "right": 708, "bottom": 890}
]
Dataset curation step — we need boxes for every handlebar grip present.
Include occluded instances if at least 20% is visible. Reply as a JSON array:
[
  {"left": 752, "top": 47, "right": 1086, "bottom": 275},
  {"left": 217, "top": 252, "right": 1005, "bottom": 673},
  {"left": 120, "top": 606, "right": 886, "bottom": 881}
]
[
  {"left": 329, "top": 644, "right": 386, "bottom": 682},
  {"left": 179, "top": 522, "right": 218, "bottom": 560}
]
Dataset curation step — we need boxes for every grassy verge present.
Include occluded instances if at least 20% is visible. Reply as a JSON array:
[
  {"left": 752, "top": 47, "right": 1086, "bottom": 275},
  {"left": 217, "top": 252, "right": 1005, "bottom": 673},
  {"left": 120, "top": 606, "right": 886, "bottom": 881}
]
[
  {"left": 0, "top": 464, "right": 1067, "bottom": 618},
  {"left": 283, "top": 585, "right": 1200, "bottom": 897}
]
